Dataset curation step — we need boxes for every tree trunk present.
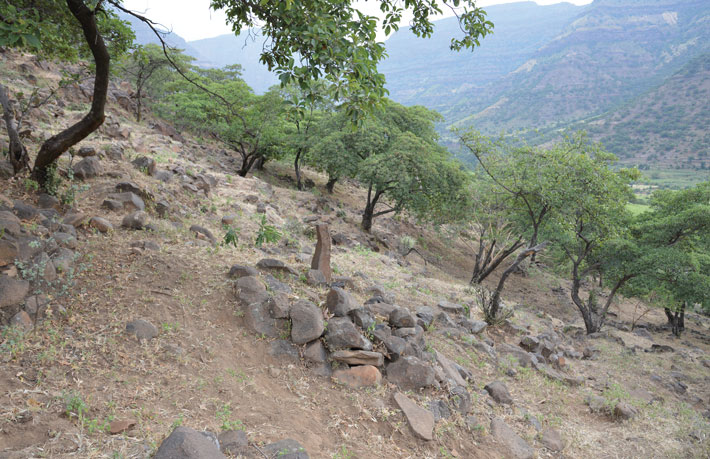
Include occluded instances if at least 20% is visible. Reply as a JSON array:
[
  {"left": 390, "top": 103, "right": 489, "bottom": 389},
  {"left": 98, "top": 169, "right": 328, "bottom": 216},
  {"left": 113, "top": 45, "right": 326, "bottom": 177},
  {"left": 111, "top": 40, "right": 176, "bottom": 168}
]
[
  {"left": 361, "top": 185, "right": 382, "bottom": 232},
  {"left": 32, "top": 0, "right": 110, "bottom": 186},
  {"left": 670, "top": 303, "right": 685, "bottom": 337},
  {"left": 326, "top": 176, "right": 337, "bottom": 194},
  {"left": 486, "top": 242, "right": 547, "bottom": 323},
  {"left": 0, "top": 84, "right": 30, "bottom": 174},
  {"left": 470, "top": 238, "right": 524, "bottom": 285},
  {"left": 294, "top": 148, "right": 303, "bottom": 190}
]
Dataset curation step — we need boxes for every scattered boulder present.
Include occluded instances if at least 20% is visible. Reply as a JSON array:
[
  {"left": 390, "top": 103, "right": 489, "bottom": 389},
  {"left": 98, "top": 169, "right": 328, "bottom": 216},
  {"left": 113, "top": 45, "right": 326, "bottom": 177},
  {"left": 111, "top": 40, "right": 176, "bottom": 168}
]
[
  {"left": 389, "top": 308, "right": 416, "bottom": 328},
  {"left": 333, "top": 365, "right": 382, "bottom": 388},
  {"left": 449, "top": 385, "right": 472, "bottom": 414},
  {"left": 394, "top": 392, "right": 434, "bottom": 441},
  {"left": 13, "top": 200, "right": 39, "bottom": 220},
  {"left": 541, "top": 428, "right": 564, "bottom": 451},
  {"left": 304, "top": 340, "right": 328, "bottom": 363},
  {"left": 156, "top": 200, "right": 170, "bottom": 218},
  {"left": 290, "top": 300, "right": 324, "bottom": 344},
  {"left": 122, "top": 211, "right": 148, "bottom": 230},
  {"left": 0, "top": 239, "right": 19, "bottom": 267},
  {"left": 267, "top": 293, "right": 290, "bottom": 319},
  {"left": 63, "top": 212, "right": 88, "bottom": 228},
  {"left": 218, "top": 430, "right": 248, "bottom": 456},
  {"left": 349, "top": 308, "right": 375, "bottom": 330},
  {"left": 520, "top": 335, "right": 540, "bottom": 352},
  {"left": 37, "top": 193, "right": 59, "bottom": 209},
  {"left": 459, "top": 319, "right": 488, "bottom": 335},
  {"left": 10, "top": 310, "right": 33, "bottom": 331},
  {"left": 53, "top": 232, "right": 77, "bottom": 249},
  {"left": 77, "top": 146, "right": 96, "bottom": 157},
  {"left": 189, "top": 224, "right": 216, "bottom": 244},
  {"left": 614, "top": 401, "right": 638, "bottom": 420},
  {"left": 438, "top": 300, "right": 464, "bottom": 315},
  {"left": 154, "top": 426, "right": 225, "bottom": 459},
  {"left": 386, "top": 356, "right": 435, "bottom": 390},
  {"left": 0, "top": 211, "right": 22, "bottom": 236},
  {"left": 89, "top": 217, "right": 114, "bottom": 233},
  {"left": 429, "top": 399, "right": 452, "bottom": 421},
  {"left": 436, "top": 351, "right": 468, "bottom": 387},
  {"left": 305, "top": 269, "right": 327, "bottom": 287},
  {"left": 325, "top": 317, "right": 372, "bottom": 350},
  {"left": 235, "top": 276, "right": 269, "bottom": 305},
  {"left": 485, "top": 381, "right": 513, "bottom": 405},
  {"left": 262, "top": 439, "right": 309, "bottom": 459},
  {"left": 51, "top": 247, "right": 76, "bottom": 272},
  {"left": 256, "top": 258, "right": 298, "bottom": 276},
  {"left": 647, "top": 344, "right": 674, "bottom": 353},
  {"left": 0, "top": 275, "right": 30, "bottom": 308},
  {"left": 383, "top": 335, "right": 407, "bottom": 361},
  {"left": 326, "top": 287, "right": 359, "bottom": 317},
  {"left": 269, "top": 340, "right": 300, "bottom": 361},
  {"left": 331, "top": 350, "right": 384, "bottom": 367},
  {"left": 125, "top": 319, "right": 158, "bottom": 341},
  {"left": 73, "top": 156, "right": 103, "bottom": 180},
  {"left": 221, "top": 215, "right": 236, "bottom": 226},
  {"left": 490, "top": 417, "right": 534, "bottom": 459},
  {"left": 228, "top": 264, "right": 259, "bottom": 279},
  {"left": 105, "top": 144, "right": 124, "bottom": 160},
  {"left": 243, "top": 301, "right": 286, "bottom": 338},
  {"left": 132, "top": 156, "right": 156, "bottom": 175}
]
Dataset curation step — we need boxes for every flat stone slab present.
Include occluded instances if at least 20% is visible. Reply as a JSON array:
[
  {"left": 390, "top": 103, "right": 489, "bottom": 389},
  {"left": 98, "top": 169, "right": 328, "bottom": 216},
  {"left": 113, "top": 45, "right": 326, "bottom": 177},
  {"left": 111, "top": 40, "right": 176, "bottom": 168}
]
[
  {"left": 394, "top": 392, "right": 434, "bottom": 441},
  {"left": 330, "top": 350, "right": 384, "bottom": 367}
]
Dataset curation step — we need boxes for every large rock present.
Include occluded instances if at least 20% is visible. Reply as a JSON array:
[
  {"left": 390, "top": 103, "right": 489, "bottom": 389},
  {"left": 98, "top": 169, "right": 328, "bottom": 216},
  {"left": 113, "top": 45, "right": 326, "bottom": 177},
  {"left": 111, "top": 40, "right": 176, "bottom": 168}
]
[
  {"left": 304, "top": 340, "right": 328, "bottom": 363},
  {"left": 126, "top": 319, "right": 158, "bottom": 341},
  {"left": 389, "top": 308, "right": 416, "bottom": 328},
  {"left": 310, "top": 223, "right": 332, "bottom": 282},
  {"left": 218, "top": 430, "right": 248, "bottom": 456},
  {"left": 13, "top": 200, "right": 39, "bottom": 220},
  {"left": 262, "top": 439, "right": 309, "bottom": 459},
  {"left": 72, "top": 156, "right": 103, "bottom": 180},
  {"left": 235, "top": 276, "right": 269, "bottom": 305},
  {"left": 121, "top": 211, "right": 148, "bottom": 230},
  {"left": 326, "top": 287, "right": 359, "bottom": 317},
  {"left": 10, "top": 310, "right": 33, "bottom": 331},
  {"left": 228, "top": 264, "right": 258, "bottom": 279},
  {"left": 0, "top": 211, "right": 22, "bottom": 236},
  {"left": 325, "top": 317, "right": 372, "bottom": 350},
  {"left": 256, "top": 258, "right": 298, "bottom": 276},
  {"left": 243, "top": 301, "right": 287, "bottom": 338},
  {"left": 332, "top": 365, "right": 382, "bottom": 388},
  {"left": 154, "top": 426, "right": 226, "bottom": 459},
  {"left": 106, "top": 192, "right": 145, "bottom": 211},
  {"left": 386, "top": 356, "right": 435, "bottom": 390},
  {"left": 331, "top": 350, "right": 384, "bottom": 367},
  {"left": 394, "top": 392, "right": 434, "bottom": 441},
  {"left": 435, "top": 351, "right": 468, "bottom": 387},
  {"left": 89, "top": 217, "right": 114, "bottom": 233},
  {"left": 490, "top": 417, "right": 534, "bottom": 459},
  {"left": 0, "top": 275, "right": 30, "bottom": 308},
  {"left": 77, "top": 146, "right": 96, "bottom": 157},
  {"left": 541, "top": 428, "right": 564, "bottom": 452},
  {"left": 132, "top": 156, "right": 156, "bottom": 175},
  {"left": 50, "top": 248, "right": 76, "bottom": 273},
  {"left": 0, "top": 239, "right": 19, "bottom": 267},
  {"left": 484, "top": 381, "right": 513, "bottom": 405},
  {"left": 438, "top": 300, "right": 464, "bottom": 315},
  {"left": 189, "top": 225, "right": 216, "bottom": 244},
  {"left": 290, "top": 300, "right": 324, "bottom": 344}
]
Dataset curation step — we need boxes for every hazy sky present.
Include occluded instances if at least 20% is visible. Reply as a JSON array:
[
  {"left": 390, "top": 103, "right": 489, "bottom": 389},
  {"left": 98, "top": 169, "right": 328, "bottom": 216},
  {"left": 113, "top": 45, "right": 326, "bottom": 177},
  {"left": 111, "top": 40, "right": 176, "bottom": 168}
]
[{"left": 122, "top": 0, "right": 593, "bottom": 42}]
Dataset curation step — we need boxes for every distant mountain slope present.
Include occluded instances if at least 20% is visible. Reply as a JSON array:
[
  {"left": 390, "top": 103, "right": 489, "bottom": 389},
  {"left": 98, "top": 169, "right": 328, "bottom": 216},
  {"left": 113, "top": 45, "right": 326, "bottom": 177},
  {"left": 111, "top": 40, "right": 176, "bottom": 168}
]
[
  {"left": 442, "top": 0, "right": 710, "bottom": 133},
  {"left": 580, "top": 52, "right": 710, "bottom": 168},
  {"left": 379, "top": 1, "right": 583, "bottom": 109}
]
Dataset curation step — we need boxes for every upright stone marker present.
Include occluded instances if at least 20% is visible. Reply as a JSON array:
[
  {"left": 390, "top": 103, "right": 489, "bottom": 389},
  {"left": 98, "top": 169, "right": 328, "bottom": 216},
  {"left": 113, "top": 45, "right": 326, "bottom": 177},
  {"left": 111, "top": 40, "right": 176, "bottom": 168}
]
[{"left": 311, "top": 223, "right": 332, "bottom": 283}]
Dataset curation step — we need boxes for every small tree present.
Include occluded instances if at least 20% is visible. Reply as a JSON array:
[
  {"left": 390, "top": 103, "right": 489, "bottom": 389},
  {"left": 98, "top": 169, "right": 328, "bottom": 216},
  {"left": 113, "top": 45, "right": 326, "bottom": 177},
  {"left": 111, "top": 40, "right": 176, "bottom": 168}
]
[
  {"left": 116, "top": 43, "right": 191, "bottom": 122},
  {"left": 158, "top": 66, "right": 287, "bottom": 177},
  {"left": 623, "top": 182, "right": 710, "bottom": 336}
]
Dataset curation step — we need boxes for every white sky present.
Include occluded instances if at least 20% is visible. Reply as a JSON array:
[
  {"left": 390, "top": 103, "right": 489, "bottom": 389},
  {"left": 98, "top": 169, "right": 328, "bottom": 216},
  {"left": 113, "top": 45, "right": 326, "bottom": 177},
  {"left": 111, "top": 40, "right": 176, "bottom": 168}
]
[{"left": 121, "top": 0, "right": 593, "bottom": 42}]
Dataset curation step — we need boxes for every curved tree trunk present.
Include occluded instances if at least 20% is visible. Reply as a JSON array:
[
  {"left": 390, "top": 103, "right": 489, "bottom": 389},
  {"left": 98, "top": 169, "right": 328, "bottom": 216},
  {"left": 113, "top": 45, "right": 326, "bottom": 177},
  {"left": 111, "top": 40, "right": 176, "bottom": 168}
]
[
  {"left": 486, "top": 242, "right": 547, "bottom": 322},
  {"left": 0, "top": 84, "right": 30, "bottom": 174},
  {"left": 32, "top": 0, "right": 110, "bottom": 186}
]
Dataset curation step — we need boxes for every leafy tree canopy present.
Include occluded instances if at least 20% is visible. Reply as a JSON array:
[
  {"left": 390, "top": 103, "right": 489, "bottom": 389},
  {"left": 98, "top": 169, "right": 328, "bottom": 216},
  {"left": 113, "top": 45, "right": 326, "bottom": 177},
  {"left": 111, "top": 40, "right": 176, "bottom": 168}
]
[{"left": 210, "top": 0, "right": 493, "bottom": 121}]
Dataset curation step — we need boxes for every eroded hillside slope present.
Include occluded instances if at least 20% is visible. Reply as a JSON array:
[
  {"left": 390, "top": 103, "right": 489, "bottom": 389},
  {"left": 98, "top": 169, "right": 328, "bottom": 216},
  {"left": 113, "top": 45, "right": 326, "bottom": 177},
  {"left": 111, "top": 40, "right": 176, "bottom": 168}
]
[{"left": 1, "top": 51, "right": 709, "bottom": 459}]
